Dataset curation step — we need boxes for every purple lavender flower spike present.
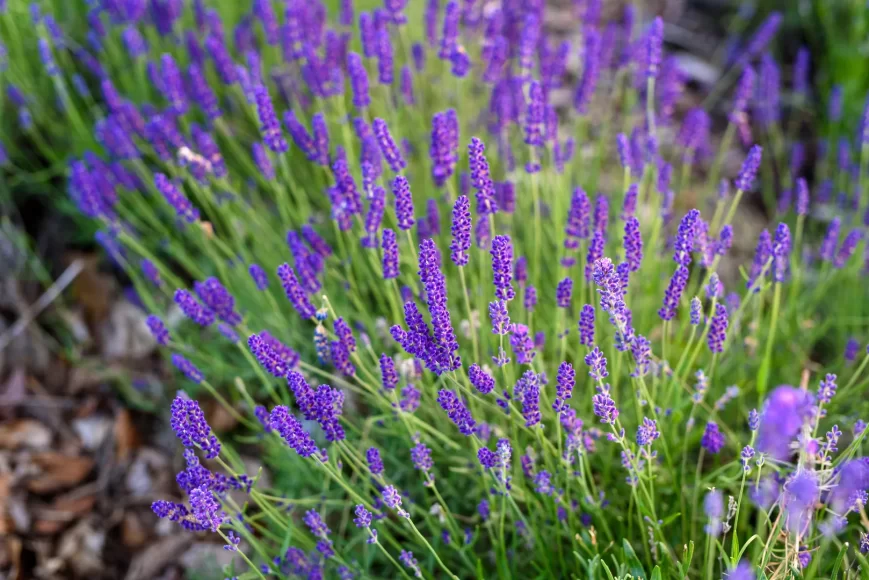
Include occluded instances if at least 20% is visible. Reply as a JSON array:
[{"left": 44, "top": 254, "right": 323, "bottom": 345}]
[
  {"left": 489, "top": 300, "right": 510, "bottom": 335},
  {"left": 141, "top": 260, "right": 162, "bottom": 288},
  {"left": 744, "top": 12, "right": 782, "bottom": 60},
  {"left": 819, "top": 217, "right": 841, "bottom": 262},
  {"left": 553, "top": 362, "right": 575, "bottom": 413},
  {"left": 524, "top": 286, "right": 537, "bottom": 312},
  {"left": 772, "top": 223, "right": 791, "bottom": 282},
  {"left": 284, "top": 110, "right": 315, "bottom": 159},
  {"left": 382, "top": 229, "right": 399, "bottom": 279},
  {"left": 418, "top": 238, "right": 461, "bottom": 373},
  {"left": 746, "top": 229, "right": 772, "bottom": 291},
  {"left": 646, "top": 17, "right": 664, "bottom": 79},
  {"left": 469, "top": 137, "right": 498, "bottom": 215},
  {"left": 524, "top": 81, "right": 545, "bottom": 147},
  {"left": 269, "top": 406, "right": 317, "bottom": 457},
  {"left": 248, "top": 333, "right": 292, "bottom": 378},
  {"left": 592, "top": 390, "right": 618, "bottom": 424},
  {"left": 377, "top": 21, "right": 394, "bottom": 85},
  {"left": 158, "top": 54, "right": 186, "bottom": 115},
  {"left": 155, "top": 173, "right": 199, "bottom": 223},
  {"left": 147, "top": 315, "right": 170, "bottom": 345},
  {"left": 373, "top": 118, "right": 406, "bottom": 172},
  {"left": 347, "top": 52, "right": 370, "bottom": 109},
  {"left": 795, "top": 178, "right": 810, "bottom": 216},
  {"left": 756, "top": 386, "right": 815, "bottom": 461},
  {"left": 170, "top": 395, "right": 219, "bottom": 457},
  {"left": 277, "top": 264, "right": 316, "bottom": 319},
  {"left": 616, "top": 133, "right": 632, "bottom": 171},
  {"left": 439, "top": 1, "right": 459, "bottom": 59},
  {"left": 490, "top": 235, "right": 515, "bottom": 301},
  {"left": 575, "top": 27, "right": 601, "bottom": 114},
  {"left": 658, "top": 266, "right": 689, "bottom": 321},
  {"left": 707, "top": 303, "right": 729, "bottom": 353},
  {"left": 577, "top": 304, "right": 595, "bottom": 346},
  {"left": 556, "top": 278, "right": 573, "bottom": 308},
  {"left": 783, "top": 471, "right": 819, "bottom": 535},
  {"left": 469, "top": 364, "right": 495, "bottom": 394},
  {"left": 366, "top": 447, "right": 384, "bottom": 475},
  {"left": 311, "top": 114, "right": 330, "bottom": 167},
  {"left": 437, "top": 389, "right": 476, "bottom": 435},
  {"left": 449, "top": 195, "right": 472, "bottom": 266},
  {"left": 701, "top": 421, "right": 725, "bottom": 453},
  {"left": 517, "top": 370, "right": 541, "bottom": 427},
  {"left": 252, "top": 142, "right": 274, "bottom": 180},
  {"left": 174, "top": 289, "right": 215, "bottom": 326},
  {"left": 735, "top": 145, "right": 762, "bottom": 192},
  {"left": 623, "top": 217, "right": 643, "bottom": 272},
  {"left": 834, "top": 230, "right": 861, "bottom": 268},
  {"left": 510, "top": 324, "right": 536, "bottom": 364},
  {"left": 392, "top": 175, "right": 416, "bottom": 231},
  {"left": 188, "top": 64, "right": 221, "bottom": 121},
  {"left": 205, "top": 34, "right": 237, "bottom": 85}
]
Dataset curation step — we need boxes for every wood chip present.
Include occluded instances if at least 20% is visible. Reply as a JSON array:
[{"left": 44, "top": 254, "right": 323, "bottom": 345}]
[
  {"left": 0, "top": 419, "right": 52, "bottom": 451},
  {"left": 27, "top": 453, "right": 95, "bottom": 494},
  {"left": 114, "top": 409, "right": 140, "bottom": 461}
]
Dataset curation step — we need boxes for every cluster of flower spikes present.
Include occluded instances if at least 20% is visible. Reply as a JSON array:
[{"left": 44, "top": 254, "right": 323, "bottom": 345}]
[{"left": 32, "top": 0, "right": 869, "bottom": 576}]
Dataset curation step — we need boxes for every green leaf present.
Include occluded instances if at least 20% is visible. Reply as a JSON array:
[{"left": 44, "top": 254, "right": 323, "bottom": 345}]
[
  {"left": 830, "top": 542, "right": 848, "bottom": 578},
  {"left": 600, "top": 559, "right": 616, "bottom": 580},
  {"left": 660, "top": 512, "right": 681, "bottom": 528},
  {"left": 681, "top": 541, "right": 695, "bottom": 580},
  {"left": 650, "top": 565, "right": 662, "bottom": 580},
  {"left": 622, "top": 539, "right": 646, "bottom": 578}
]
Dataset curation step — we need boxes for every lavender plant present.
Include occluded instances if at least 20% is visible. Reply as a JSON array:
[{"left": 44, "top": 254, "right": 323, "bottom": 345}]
[{"left": 5, "top": 1, "right": 869, "bottom": 578}]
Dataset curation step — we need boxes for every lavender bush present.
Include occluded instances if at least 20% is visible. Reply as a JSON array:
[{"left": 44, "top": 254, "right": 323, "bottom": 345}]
[{"left": 4, "top": 1, "right": 869, "bottom": 578}]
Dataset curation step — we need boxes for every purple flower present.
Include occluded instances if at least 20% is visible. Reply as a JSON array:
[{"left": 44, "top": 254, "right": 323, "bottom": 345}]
[
  {"left": 523, "top": 285, "right": 537, "bottom": 312},
  {"left": 623, "top": 217, "right": 643, "bottom": 272},
  {"left": 377, "top": 20, "right": 394, "bottom": 85},
  {"left": 277, "top": 263, "right": 316, "bottom": 319},
  {"left": 373, "top": 118, "right": 406, "bottom": 172},
  {"left": 783, "top": 471, "right": 819, "bottom": 534},
  {"left": 252, "top": 142, "right": 274, "bottom": 180},
  {"left": 189, "top": 485, "right": 225, "bottom": 532},
  {"left": 707, "top": 303, "right": 729, "bottom": 353},
  {"left": 187, "top": 64, "right": 220, "bottom": 121},
  {"left": 354, "top": 504, "right": 372, "bottom": 529},
  {"left": 141, "top": 260, "right": 162, "bottom": 287},
  {"left": 147, "top": 315, "right": 169, "bottom": 345},
  {"left": 565, "top": 187, "right": 591, "bottom": 244},
  {"left": 817, "top": 373, "right": 837, "bottom": 404},
  {"left": 447, "top": 195, "right": 472, "bottom": 266},
  {"left": 270, "top": 405, "right": 317, "bottom": 457},
  {"left": 756, "top": 386, "right": 815, "bottom": 461},
  {"left": 393, "top": 175, "right": 415, "bottom": 231},
  {"left": 366, "top": 447, "right": 385, "bottom": 475},
  {"left": 553, "top": 362, "right": 575, "bottom": 413},
  {"left": 846, "top": 338, "right": 860, "bottom": 363},
  {"left": 439, "top": 1, "right": 459, "bottom": 59},
  {"left": 469, "top": 137, "right": 497, "bottom": 215},
  {"left": 194, "top": 278, "right": 241, "bottom": 325},
  {"left": 382, "top": 485, "right": 404, "bottom": 511},
  {"left": 735, "top": 145, "right": 762, "bottom": 192},
  {"left": 509, "top": 323, "right": 536, "bottom": 364},
  {"left": 170, "top": 395, "right": 220, "bottom": 458},
  {"left": 673, "top": 209, "right": 699, "bottom": 266},
  {"left": 701, "top": 421, "right": 725, "bottom": 454},
  {"left": 469, "top": 364, "right": 495, "bottom": 394},
  {"left": 747, "top": 230, "right": 773, "bottom": 291},
  {"left": 575, "top": 305, "right": 595, "bottom": 347},
  {"left": 556, "top": 278, "right": 573, "bottom": 308},
  {"left": 592, "top": 390, "right": 618, "bottom": 425},
  {"left": 636, "top": 417, "right": 659, "bottom": 446},
  {"left": 382, "top": 228, "right": 399, "bottom": 279},
  {"left": 410, "top": 441, "right": 433, "bottom": 472},
  {"left": 772, "top": 223, "right": 791, "bottom": 282},
  {"left": 689, "top": 297, "right": 702, "bottom": 325},
  {"left": 248, "top": 332, "right": 298, "bottom": 377},
  {"left": 524, "top": 81, "right": 545, "bottom": 147},
  {"left": 646, "top": 17, "right": 664, "bottom": 79},
  {"left": 414, "top": 239, "right": 461, "bottom": 374},
  {"left": 373, "top": 354, "right": 397, "bottom": 393},
  {"left": 347, "top": 52, "right": 369, "bottom": 109},
  {"left": 658, "top": 266, "right": 689, "bottom": 321},
  {"left": 155, "top": 173, "right": 199, "bottom": 223},
  {"left": 574, "top": 27, "right": 601, "bottom": 114},
  {"left": 437, "top": 389, "right": 476, "bottom": 435},
  {"left": 834, "top": 230, "right": 861, "bottom": 268},
  {"left": 399, "top": 549, "right": 420, "bottom": 577},
  {"left": 489, "top": 300, "right": 511, "bottom": 335},
  {"left": 174, "top": 289, "right": 215, "bottom": 326},
  {"left": 490, "top": 235, "right": 515, "bottom": 301},
  {"left": 745, "top": 12, "right": 782, "bottom": 59},
  {"left": 516, "top": 370, "right": 541, "bottom": 427},
  {"left": 819, "top": 217, "right": 842, "bottom": 262}
]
